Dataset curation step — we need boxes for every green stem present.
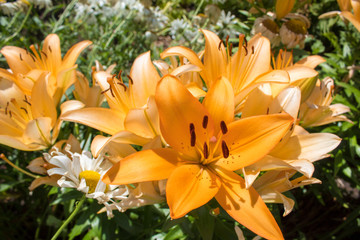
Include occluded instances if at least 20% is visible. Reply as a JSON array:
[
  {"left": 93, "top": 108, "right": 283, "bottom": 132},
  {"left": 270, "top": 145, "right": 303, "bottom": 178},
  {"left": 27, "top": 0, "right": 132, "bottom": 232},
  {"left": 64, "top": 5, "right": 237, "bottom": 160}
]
[
  {"left": 51, "top": 195, "right": 86, "bottom": 240},
  {"left": 52, "top": 0, "right": 78, "bottom": 33},
  {"left": 0, "top": 154, "right": 39, "bottom": 179},
  {"left": 4, "top": 4, "right": 33, "bottom": 44}
]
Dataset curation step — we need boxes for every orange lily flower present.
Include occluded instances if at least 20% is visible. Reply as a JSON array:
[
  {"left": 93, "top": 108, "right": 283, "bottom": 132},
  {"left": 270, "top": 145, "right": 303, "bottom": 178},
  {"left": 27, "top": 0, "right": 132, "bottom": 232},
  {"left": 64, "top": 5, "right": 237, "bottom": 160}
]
[
  {"left": 341, "top": 0, "right": 360, "bottom": 31},
  {"left": 0, "top": 73, "right": 58, "bottom": 151},
  {"left": 161, "top": 29, "right": 290, "bottom": 112},
  {"left": 0, "top": 34, "right": 91, "bottom": 103},
  {"left": 299, "top": 77, "right": 352, "bottom": 127},
  {"left": 103, "top": 75, "right": 294, "bottom": 240},
  {"left": 62, "top": 51, "right": 161, "bottom": 157}
]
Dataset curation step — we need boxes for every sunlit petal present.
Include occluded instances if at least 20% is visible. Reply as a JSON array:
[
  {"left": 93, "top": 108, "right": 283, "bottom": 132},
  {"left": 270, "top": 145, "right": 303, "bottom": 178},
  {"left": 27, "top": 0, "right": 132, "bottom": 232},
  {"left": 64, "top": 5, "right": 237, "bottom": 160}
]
[
  {"left": 203, "top": 76, "right": 234, "bottom": 132},
  {"left": 167, "top": 164, "right": 220, "bottom": 218},
  {"left": 155, "top": 75, "right": 214, "bottom": 159},
  {"left": 61, "top": 108, "right": 126, "bottom": 135},
  {"left": 215, "top": 170, "right": 284, "bottom": 240},
  {"left": 102, "top": 149, "right": 179, "bottom": 185},
  {"left": 213, "top": 113, "right": 293, "bottom": 171},
  {"left": 130, "top": 51, "right": 160, "bottom": 107}
]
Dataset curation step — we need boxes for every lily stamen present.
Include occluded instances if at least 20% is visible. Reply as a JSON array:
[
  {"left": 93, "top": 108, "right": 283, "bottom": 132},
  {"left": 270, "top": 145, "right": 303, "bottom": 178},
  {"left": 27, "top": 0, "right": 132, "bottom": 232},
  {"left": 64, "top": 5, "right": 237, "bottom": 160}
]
[
  {"left": 221, "top": 140, "right": 230, "bottom": 158},
  {"left": 202, "top": 115, "right": 208, "bottom": 129},
  {"left": 203, "top": 142, "right": 209, "bottom": 159},
  {"left": 220, "top": 121, "right": 228, "bottom": 134},
  {"left": 189, "top": 123, "right": 196, "bottom": 147}
]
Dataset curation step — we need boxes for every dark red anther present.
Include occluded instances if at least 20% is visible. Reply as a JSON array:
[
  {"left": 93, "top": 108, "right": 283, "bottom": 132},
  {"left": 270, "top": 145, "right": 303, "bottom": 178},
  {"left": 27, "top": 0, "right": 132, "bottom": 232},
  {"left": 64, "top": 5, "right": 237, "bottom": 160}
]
[
  {"left": 203, "top": 142, "right": 209, "bottom": 159},
  {"left": 221, "top": 140, "right": 229, "bottom": 158},
  {"left": 220, "top": 121, "right": 228, "bottom": 134},
  {"left": 202, "top": 115, "right": 208, "bottom": 129}
]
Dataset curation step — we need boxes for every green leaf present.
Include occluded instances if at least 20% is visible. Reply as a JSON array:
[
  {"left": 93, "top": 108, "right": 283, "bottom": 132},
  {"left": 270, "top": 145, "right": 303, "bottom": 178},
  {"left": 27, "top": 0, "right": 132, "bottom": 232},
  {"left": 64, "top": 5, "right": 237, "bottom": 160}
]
[{"left": 193, "top": 206, "right": 215, "bottom": 240}]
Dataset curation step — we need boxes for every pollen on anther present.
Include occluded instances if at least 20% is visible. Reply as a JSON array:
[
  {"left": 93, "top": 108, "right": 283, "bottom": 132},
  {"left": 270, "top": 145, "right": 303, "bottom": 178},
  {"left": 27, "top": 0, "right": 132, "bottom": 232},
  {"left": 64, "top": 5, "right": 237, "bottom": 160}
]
[
  {"left": 190, "top": 123, "right": 196, "bottom": 147},
  {"left": 203, "top": 142, "right": 209, "bottom": 159},
  {"left": 220, "top": 121, "right": 228, "bottom": 134},
  {"left": 202, "top": 115, "right": 208, "bottom": 129},
  {"left": 221, "top": 141, "right": 229, "bottom": 158}
]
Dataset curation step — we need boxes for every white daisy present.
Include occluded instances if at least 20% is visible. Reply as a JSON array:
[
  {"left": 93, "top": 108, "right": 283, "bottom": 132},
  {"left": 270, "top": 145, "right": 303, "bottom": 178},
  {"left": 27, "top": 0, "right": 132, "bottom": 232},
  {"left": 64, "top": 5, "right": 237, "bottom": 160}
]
[
  {"left": 279, "top": 14, "right": 310, "bottom": 49},
  {"left": 47, "top": 147, "right": 129, "bottom": 218}
]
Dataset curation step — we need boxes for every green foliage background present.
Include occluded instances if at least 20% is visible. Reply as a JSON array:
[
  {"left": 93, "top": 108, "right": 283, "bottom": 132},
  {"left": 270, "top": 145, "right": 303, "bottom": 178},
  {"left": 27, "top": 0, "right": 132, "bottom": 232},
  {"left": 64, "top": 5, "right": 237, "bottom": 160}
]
[{"left": 0, "top": 0, "right": 359, "bottom": 239}]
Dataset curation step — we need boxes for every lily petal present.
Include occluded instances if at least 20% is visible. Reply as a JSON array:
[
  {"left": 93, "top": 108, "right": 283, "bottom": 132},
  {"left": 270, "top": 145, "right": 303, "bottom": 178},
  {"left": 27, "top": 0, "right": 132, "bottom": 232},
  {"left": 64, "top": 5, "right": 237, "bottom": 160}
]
[
  {"left": 31, "top": 73, "right": 57, "bottom": 126},
  {"left": 124, "top": 96, "right": 159, "bottom": 138},
  {"left": 270, "top": 133, "right": 341, "bottom": 162},
  {"left": 215, "top": 170, "right": 284, "bottom": 240},
  {"left": 130, "top": 51, "right": 160, "bottom": 107},
  {"left": 0, "top": 46, "right": 37, "bottom": 75},
  {"left": 42, "top": 34, "right": 62, "bottom": 73},
  {"left": 91, "top": 131, "right": 149, "bottom": 158},
  {"left": 62, "top": 40, "right": 92, "bottom": 70},
  {"left": 161, "top": 46, "right": 204, "bottom": 69},
  {"left": 102, "top": 148, "right": 179, "bottom": 185},
  {"left": 201, "top": 29, "right": 227, "bottom": 87},
  {"left": 167, "top": 164, "right": 220, "bottom": 218},
  {"left": 295, "top": 55, "right": 326, "bottom": 69},
  {"left": 203, "top": 76, "right": 234, "bottom": 133},
  {"left": 155, "top": 75, "right": 214, "bottom": 159},
  {"left": 213, "top": 113, "right": 293, "bottom": 171},
  {"left": 61, "top": 108, "right": 126, "bottom": 135}
]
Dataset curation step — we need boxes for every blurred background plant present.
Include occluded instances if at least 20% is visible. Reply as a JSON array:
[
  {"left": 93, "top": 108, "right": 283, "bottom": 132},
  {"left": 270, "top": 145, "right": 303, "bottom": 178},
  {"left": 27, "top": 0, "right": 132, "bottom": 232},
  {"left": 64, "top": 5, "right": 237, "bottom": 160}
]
[{"left": 0, "top": 0, "right": 359, "bottom": 239}]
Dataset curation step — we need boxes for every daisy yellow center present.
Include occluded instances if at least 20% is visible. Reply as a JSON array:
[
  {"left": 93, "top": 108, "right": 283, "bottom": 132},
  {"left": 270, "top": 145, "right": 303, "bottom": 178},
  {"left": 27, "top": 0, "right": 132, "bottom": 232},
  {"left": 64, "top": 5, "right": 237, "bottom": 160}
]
[
  {"left": 263, "top": 19, "right": 280, "bottom": 33},
  {"left": 285, "top": 19, "right": 307, "bottom": 34},
  {"left": 79, "top": 170, "right": 101, "bottom": 194}
]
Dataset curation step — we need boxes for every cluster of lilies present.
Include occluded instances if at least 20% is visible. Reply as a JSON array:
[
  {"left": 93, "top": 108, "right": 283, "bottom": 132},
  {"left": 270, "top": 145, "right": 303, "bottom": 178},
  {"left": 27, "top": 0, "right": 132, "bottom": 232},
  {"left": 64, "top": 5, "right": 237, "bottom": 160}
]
[{"left": 0, "top": 30, "right": 351, "bottom": 239}]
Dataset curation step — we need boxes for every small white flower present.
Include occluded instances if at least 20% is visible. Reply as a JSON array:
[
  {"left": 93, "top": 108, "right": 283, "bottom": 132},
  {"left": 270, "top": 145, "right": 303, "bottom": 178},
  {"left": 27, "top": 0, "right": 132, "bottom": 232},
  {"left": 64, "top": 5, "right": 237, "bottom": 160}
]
[
  {"left": 47, "top": 147, "right": 129, "bottom": 218},
  {"left": 29, "top": 0, "right": 53, "bottom": 9},
  {"left": 279, "top": 14, "right": 310, "bottom": 49}
]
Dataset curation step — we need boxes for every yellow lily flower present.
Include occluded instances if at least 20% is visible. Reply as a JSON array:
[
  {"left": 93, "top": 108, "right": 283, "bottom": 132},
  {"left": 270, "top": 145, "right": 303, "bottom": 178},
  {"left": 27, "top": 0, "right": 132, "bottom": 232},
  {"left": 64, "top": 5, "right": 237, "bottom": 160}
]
[
  {"left": 299, "top": 77, "right": 352, "bottom": 127},
  {"left": 0, "top": 34, "right": 92, "bottom": 103},
  {"left": 62, "top": 51, "right": 161, "bottom": 157},
  {"left": 103, "top": 75, "right": 294, "bottom": 240},
  {"left": 161, "top": 29, "right": 290, "bottom": 111},
  {"left": 0, "top": 73, "right": 58, "bottom": 151}
]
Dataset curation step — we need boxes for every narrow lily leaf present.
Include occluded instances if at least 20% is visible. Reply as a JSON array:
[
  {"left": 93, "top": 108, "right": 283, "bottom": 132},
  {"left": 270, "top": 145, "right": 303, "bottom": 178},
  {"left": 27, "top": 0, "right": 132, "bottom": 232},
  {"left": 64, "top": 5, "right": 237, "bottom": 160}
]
[
  {"left": 102, "top": 148, "right": 179, "bottom": 185},
  {"left": 215, "top": 170, "right": 284, "bottom": 240},
  {"left": 167, "top": 164, "right": 220, "bottom": 219},
  {"left": 214, "top": 113, "right": 293, "bottom": 171},
  {"left": 61, "top": 108, "right": 126, "bottom": 135}
]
